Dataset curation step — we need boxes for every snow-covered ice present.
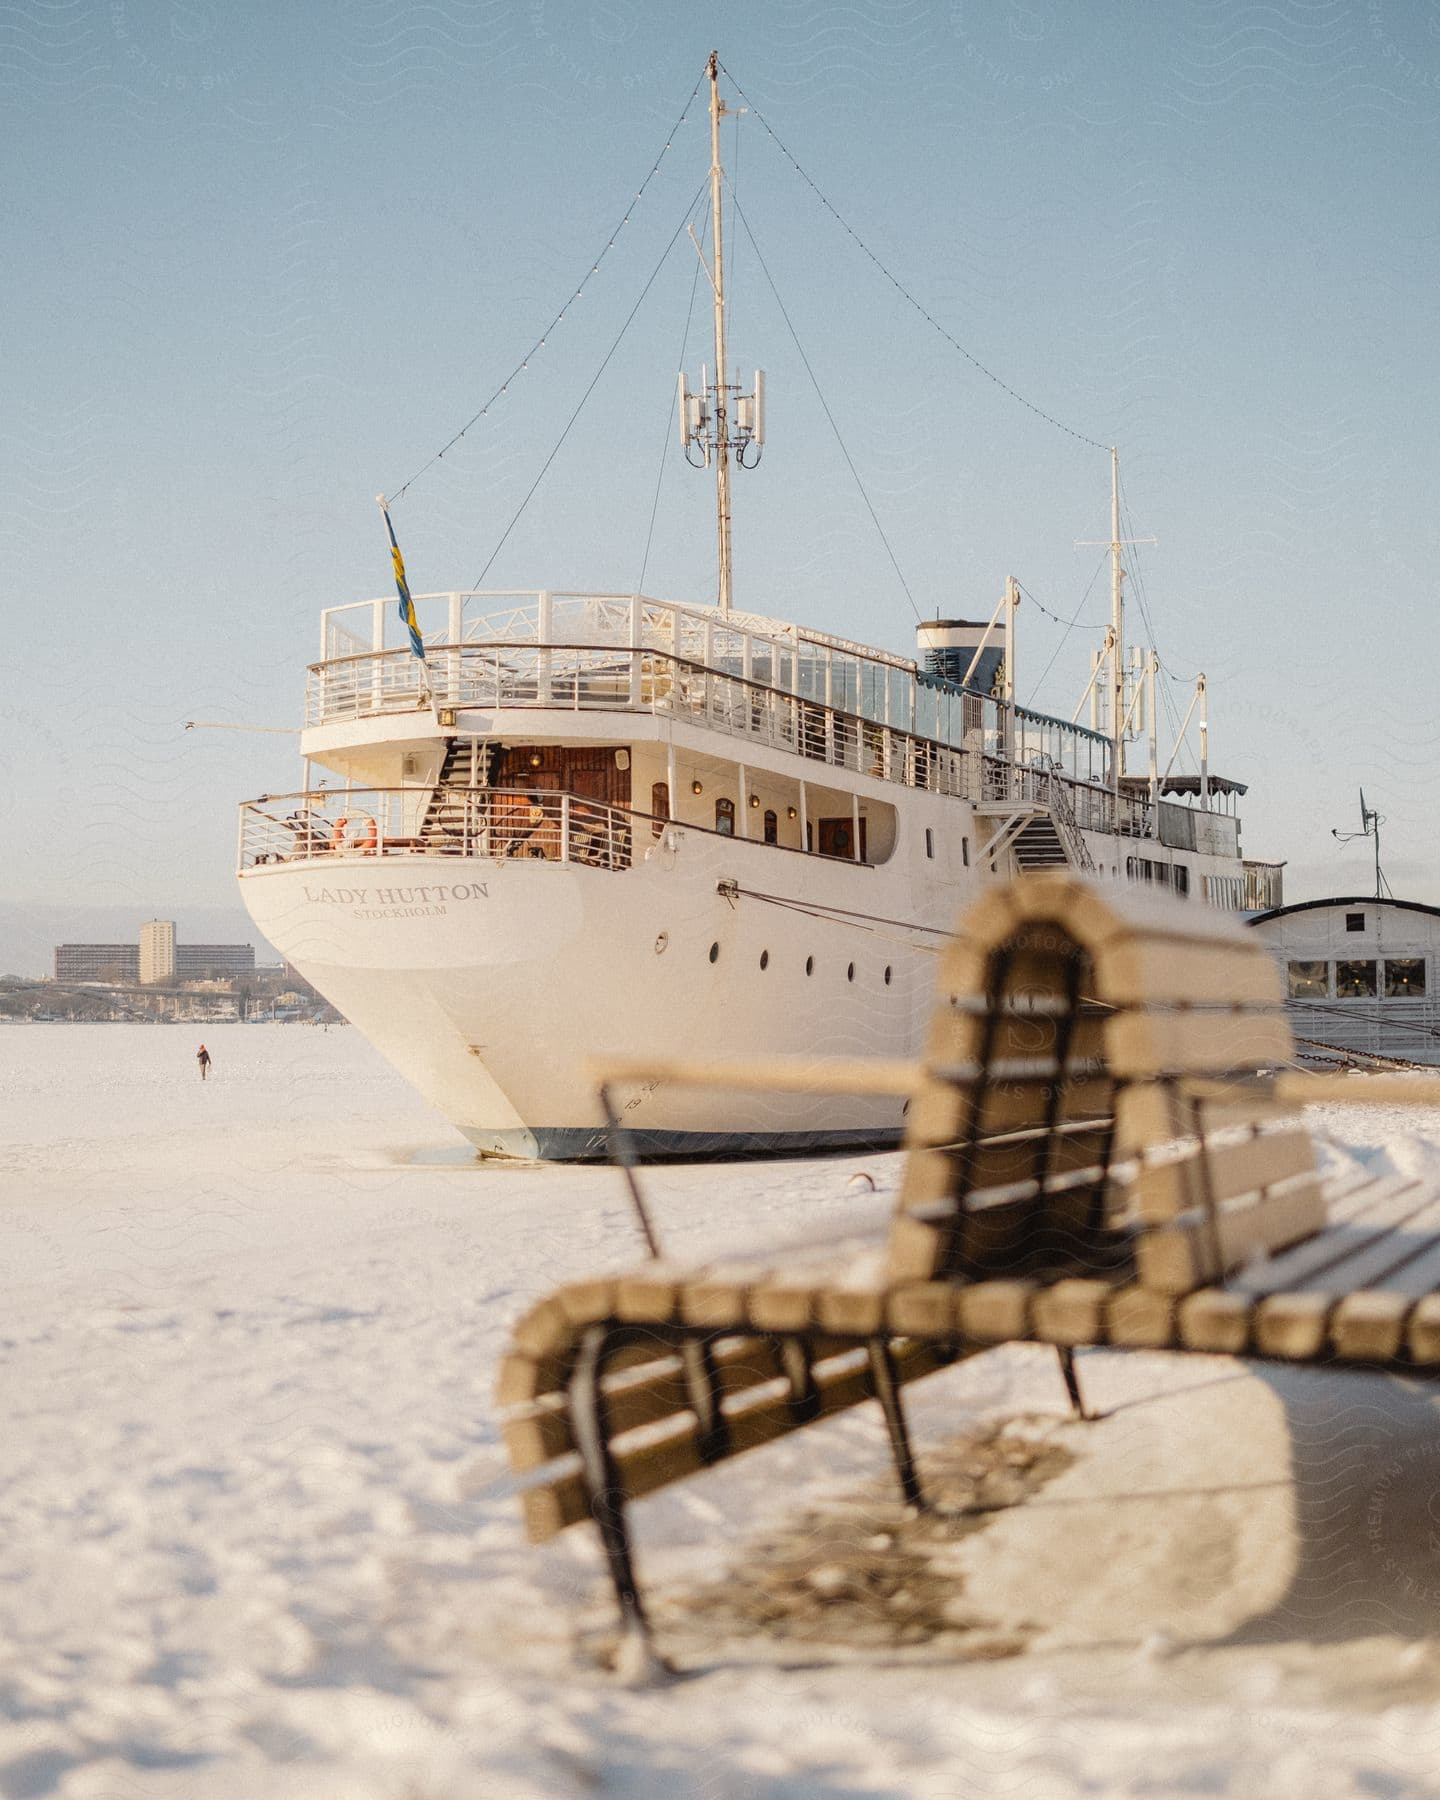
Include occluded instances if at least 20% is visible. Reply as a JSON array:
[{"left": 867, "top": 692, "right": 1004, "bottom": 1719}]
[{"left": 7, "top": 1024, "right": 1440, "bottom": 1797}]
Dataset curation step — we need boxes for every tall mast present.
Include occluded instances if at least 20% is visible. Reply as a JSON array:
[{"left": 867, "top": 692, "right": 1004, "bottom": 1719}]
[
  {"left": 708, "top": 51, "right": 733, "bottom": 615},
  {"left": 1109, "top": 445, "right": 1124, "bottom": 793},
  {"left": 679, "top": 55, "right": 764, "bottom": 608}
]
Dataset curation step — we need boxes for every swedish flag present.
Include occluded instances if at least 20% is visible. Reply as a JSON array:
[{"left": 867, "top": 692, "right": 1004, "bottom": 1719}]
[{"left": 379, "top": 500, "right": 425, "bottom": 661}]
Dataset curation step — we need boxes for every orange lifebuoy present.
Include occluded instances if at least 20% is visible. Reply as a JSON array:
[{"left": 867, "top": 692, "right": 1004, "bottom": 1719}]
[
  {"left": 356, "top": 819, "right": 378, "bottom": 855},
  {"left": 330, "top": 816, "right": 349, "bottom": 851}
]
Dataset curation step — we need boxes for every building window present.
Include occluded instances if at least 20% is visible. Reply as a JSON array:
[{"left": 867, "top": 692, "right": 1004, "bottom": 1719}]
[
  {"left": 1287, "top": 960, "right": 1328, "bottom": 999},
  {"left": 1335, "top": 959, "right": 1377, "bottom": 998},
  {"left": 714, "top": 796, "right": 735, "bottom": 837},
  {"left": 1386, "top": 958, "right": 1426, "bottom": 998},
  {"left": 925, "top": 828, "right": 934, "bottom": 860},
  {"left": 763, "top": 809, "right": 778, "bottom": 845},
  {"left": 1345, "top": 912, "right": 1365, "bottom": 933},
  {"left": 651, "top": 781, "right": 669, "bottom": 838}
]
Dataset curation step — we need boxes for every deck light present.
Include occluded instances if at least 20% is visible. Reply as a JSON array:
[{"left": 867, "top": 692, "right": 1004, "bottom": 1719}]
[
  {"left": 787, "top": 806, "right": 797, "bottom": 820},
  {"left": 691, "top": 779, "right": 703, "bottom": 795},
  {"left": 749, "top": 793, "right": 760, "bottom": 808}
]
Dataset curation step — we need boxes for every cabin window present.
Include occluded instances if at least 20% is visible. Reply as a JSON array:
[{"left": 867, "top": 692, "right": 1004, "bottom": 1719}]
[
  {"left": 759, "top": 949, "right": 770, "bottom": 971},
  {"left": 763, "top": 809, "right": 778, "bottom": 845},
  {"left": 1287, "top": 960, "right": 1328, "bottom": 999},
  {"left": 1174, "top": 865, "right": 1190, "bottom": 897},
  {"left": 884, "top": 965, "right": 892, "bottom": 985},
  {"left": 1346, "top": 912, "right": 1365, "bottom": 933},
  {"left": 846, "top": 963, "right": 855, "bottom": 982},
  {"left": 925, "top": 828, "right": 934, "bottom": 860},
  {"left": 1386, "top": 958, "right": 1426, "bottom": 998},
  {"left": 1335, "top": 959, "right": 1377, "bottom": 998},
  {"left": 714, "top": 796, "right": 735, "bottom": 837},
  {"left": 708, "top": 942, "right": 720, "bottom": 963},
  {"left": 651, "top": 781, "right": 669, "bottom": 838}
]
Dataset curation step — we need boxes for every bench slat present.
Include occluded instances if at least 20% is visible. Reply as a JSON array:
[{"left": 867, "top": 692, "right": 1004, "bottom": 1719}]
[
  {"left": 520, "top": 1338, "right": 951, "bottom": 1542},
  {"left": 1135, "top": 1173, "right": 1327, "bottom": 1293},
  {"left": 1132, "top": 1125, "right": 1316, "bottom": 1223}
]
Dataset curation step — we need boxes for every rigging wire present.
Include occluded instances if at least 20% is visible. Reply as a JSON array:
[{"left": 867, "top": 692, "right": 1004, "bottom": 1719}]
[
  {"left": 634, "top": 192, "right": 709, "bottom": 596},
  {"left": 719, "top": 60, "right": 1108, "bottom": 457},
  {"left": 1021, "top": 551, "right": 1109, "bottom": 709},
  {"left": 731, "top": 885, "right": 954, "bottom": 946},
  {"left": 468, "top": 179, "right": 710, "bottom": 594},
  {"left": 1289, "top": 998, "right": 1440, "bottom": 1045},
  {"left": 726, "top": 101, "right": 741, "bottom": 347},
  {"left": 1016, "top": 577, "right": 1102, "bottom": 634},
  {"left": 385, "top": 71, "right": 706, "bottom": 506},
  {"left": 731, "top": 194, "right": 922, "bottom": 623},
  {"left": 1116, "top": 477, "right": 1190, "bottom": 763}
]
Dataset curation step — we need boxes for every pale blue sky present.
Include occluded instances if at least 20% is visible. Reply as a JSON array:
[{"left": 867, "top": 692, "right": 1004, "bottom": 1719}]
[{"left": 5, "top": 0, "right": 1439, "bottom": 971}]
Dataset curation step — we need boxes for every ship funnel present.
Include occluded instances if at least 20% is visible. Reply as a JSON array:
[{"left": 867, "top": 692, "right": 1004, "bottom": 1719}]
[{"left": 916, "top": 617, "right": 1007, "bottom": 697}]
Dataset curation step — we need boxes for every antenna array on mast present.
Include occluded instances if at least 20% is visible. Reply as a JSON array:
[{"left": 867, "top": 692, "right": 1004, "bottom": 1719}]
[{"left": 678, "top": 50, "right": 766, "bottom": 615}]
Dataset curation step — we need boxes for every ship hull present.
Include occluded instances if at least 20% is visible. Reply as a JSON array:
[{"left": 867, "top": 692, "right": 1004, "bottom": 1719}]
[{"left": 239, "top": 830, "right": 955, "bottom": 1158}]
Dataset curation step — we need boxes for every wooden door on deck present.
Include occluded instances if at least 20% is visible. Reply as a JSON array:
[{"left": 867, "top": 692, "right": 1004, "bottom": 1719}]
[{"left": 488, "top": 745, "right": 632, "bottom": 859}]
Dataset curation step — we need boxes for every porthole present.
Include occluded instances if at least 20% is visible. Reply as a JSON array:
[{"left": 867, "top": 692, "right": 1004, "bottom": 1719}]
[
  {"left": 708, "top": 942, "right": 720, "bottom": 963},
  {"left": 805, "top": 956, "right": 814, "bottom": 977},
  {"left": 925, "top": 828, "right": 935, "bottom": 860},
  {"left": 759, "top": 949, "right": 770, "bottom": 971},
  {"left": 846, "top": 962, "right": 855, "bottom": 982},
  {"left": 884, "top": 965, "right": 892, "bottom": 985},
  {"left": 654, "top": 931, "right": 669, "bottom": 955}
]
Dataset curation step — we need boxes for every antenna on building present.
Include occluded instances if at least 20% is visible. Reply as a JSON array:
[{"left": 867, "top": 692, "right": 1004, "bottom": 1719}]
[
  {"left": 678, "top": 52, "right": 765, "bottom": 614},
  {"left": 1332, "top": 788, "right": 1391, "bottom": 900}
]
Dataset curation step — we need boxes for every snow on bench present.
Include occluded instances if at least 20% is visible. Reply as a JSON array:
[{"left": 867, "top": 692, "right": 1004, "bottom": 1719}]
[{"left": 497, "top": 872, "right": 1439, "bottom": 1671}]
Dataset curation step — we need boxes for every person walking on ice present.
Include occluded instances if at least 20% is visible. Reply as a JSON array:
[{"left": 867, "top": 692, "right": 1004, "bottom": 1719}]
[{"left": 197, "top": 1044, "right": 212, "bottom": 1081}]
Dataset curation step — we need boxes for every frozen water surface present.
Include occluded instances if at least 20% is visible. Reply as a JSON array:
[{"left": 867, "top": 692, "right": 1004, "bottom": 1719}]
[{"left": 5, "top": 1024, "right": 1440, "bottom": 1797}]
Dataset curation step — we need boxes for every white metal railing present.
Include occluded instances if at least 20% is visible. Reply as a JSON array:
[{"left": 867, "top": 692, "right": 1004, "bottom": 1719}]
[
  {"left": 1243, "top": 861, "right": 1285, "bottom": 911},
  {"left": 314, "top": 590, "right": 1112, "bottom": 788},
  {"left": 302, "top": 642, "right": 1157, "bottom": 839},
  {"left": 238, "top": 784, "right": 885, "bottom": 877},
  {"left": 240, "top": 787, "right": 639, "bottom": 873}
]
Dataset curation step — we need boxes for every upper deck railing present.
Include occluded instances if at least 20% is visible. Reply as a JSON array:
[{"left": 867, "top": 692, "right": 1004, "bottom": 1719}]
[
  {"left": 308, "top": 639, "right": 1159, "bottom": 840},
  {"left": 305, "top": 591, "right": 1246, "bottom": 855},
  {"left": 316, "top": 589, "right": 1109, "bottom": 777}
]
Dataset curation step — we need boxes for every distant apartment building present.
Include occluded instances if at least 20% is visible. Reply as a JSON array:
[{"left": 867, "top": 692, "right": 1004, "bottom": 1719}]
[
  {"left": 176, "top": 944, "right": 255, "bottom": 980},
  {"left": 54, "top": 944, "right": 140, "bottom": 983},
  {"left": 53, "top": 926, "right": 255, "bottom": 987},
  {"left": 139, "top": 919, "right": 176, "bottom": 985}
]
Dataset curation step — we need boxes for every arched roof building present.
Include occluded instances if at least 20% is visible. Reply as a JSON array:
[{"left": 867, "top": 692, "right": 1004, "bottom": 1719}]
[{"left": 1247, "top": 896, "right": 1440, "bottom": 1067}]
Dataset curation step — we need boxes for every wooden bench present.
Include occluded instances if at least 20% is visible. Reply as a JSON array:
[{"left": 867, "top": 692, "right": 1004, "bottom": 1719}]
[{"left": 497, "top": 872, "right": 1421, "bottom": 1668}]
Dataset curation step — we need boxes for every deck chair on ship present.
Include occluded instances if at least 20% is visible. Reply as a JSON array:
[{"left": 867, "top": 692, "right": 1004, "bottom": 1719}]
[{"left": 498, "top": 873, "right": 1328, "bottom": 1662}]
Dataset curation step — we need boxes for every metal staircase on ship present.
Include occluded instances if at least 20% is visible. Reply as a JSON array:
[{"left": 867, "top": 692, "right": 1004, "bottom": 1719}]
[{"left": 420, "top": 738, "right": 489, "bottom": 851}]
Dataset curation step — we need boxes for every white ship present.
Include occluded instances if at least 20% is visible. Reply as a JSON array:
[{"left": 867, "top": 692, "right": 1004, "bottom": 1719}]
[{"left": 237, "top": 55, "right": 1283, "bottom": 1159}]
